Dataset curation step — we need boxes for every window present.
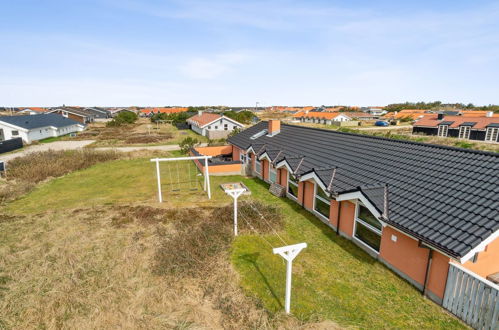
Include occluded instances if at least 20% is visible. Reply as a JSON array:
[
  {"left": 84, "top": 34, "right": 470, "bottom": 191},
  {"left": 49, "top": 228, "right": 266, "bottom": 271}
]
[
  {"left": 269, "top": 164, "right": 277, "bottom": 183},
  {"left": 288, "top": 173, "right": 299, "bottom": 198},
  {"left": 459, "top": 126, "right": 471, "bottom": 139},
  {"left": 485, "top": 127, "right": 498, "bottom": 142},
  {"left": 250, "top": 129, "right": 268, "bottom": 140},
  {"left": 208, "top": 126, "right": 211, "bottom": 129},
  {"left": 214, "top": 126, "right": 218, "bottom": 129},
  {"left": 12, "top": 130, "right": 19, "bottom": 136},
  {"left": 437, "top": 125, "right": 448, "bottom": 137},
  {"left": 255, "top": 158, "right": 261, "bottom": 175},
  {"left": 224, "top": 124, "right": 228, "bottom": 130},
  {"left": 354, "top": 204, "right": 382, "bottom": 252},
  {"left": 314, "top": 186, "right": 330, "bottom": 218}
]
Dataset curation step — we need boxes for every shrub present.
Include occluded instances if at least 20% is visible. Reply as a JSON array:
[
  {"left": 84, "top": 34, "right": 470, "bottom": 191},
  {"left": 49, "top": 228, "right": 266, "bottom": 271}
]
[
  {"left": 179, "top": 136, "right": 199, "bottom": 154},
  {"left": 107, "top": 111, "right": 138, "bottom": 127}
]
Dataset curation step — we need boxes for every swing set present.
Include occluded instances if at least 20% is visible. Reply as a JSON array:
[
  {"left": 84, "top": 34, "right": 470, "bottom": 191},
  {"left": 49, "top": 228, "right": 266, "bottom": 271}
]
[{"left": 150, "top": 155, "right": 212, "bottom": 202}]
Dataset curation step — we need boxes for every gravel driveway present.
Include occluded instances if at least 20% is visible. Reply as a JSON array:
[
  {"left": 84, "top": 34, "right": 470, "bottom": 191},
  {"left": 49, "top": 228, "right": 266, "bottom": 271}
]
[{"left": 0, "top": 140, "right": 95, "bottom": 163}]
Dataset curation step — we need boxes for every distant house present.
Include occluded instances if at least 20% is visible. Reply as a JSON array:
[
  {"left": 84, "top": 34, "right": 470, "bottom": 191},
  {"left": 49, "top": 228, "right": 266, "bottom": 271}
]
[
  {"left": 48, "top": 107, "right": 95, "bottom": 124},
  {"left": 0, "top": 114, "right": 85, "bottom": 143},
  {"left": 83, "top": 107, "right": 111, "bottom": 119},
  {"left": 139, "top": 107, "right": 189, "bottom": 117},
  {"left": 186, "top": 111, "right": 244, "bottom": 139},
  {"left": 362, "top": 107, "right": 386, "bottom": 116},
  {"left": 413, "top": 114, "right": 499, "bottom": 142},
  {"left": 17, "top": 107, "right": 48, "bottom": 115},
  {"left": 294, "top": 111, "right": 376, "bottom": 124}
]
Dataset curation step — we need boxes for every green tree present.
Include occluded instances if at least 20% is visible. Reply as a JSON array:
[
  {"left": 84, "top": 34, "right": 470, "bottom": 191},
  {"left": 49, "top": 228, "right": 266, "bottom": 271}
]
[{"left": 179, "top": 137, "right": 200, "bottom": 154}]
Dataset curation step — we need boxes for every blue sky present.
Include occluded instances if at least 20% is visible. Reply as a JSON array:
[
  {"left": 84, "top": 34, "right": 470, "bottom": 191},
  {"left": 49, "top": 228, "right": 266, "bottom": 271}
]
[{"left": 1, "top": 0, "right": 498, "bottom": 107}]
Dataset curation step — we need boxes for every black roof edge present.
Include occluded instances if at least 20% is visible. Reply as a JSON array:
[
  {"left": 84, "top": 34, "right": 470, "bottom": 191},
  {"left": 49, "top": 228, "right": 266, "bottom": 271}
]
[{"left": 282, "top": 123, "right": 499, "bottom": 157}]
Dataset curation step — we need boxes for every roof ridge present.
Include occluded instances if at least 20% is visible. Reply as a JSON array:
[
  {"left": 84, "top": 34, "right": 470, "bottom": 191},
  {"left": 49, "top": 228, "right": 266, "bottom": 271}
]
[{"left": 281, "top": 123, "right": 499, "bottom": 157}]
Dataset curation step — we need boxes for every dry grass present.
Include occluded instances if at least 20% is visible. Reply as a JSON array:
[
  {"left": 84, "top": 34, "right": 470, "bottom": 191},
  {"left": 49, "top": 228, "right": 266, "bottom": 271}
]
[
  {"left": 6, "top": 149, "right": 121, "bottom": 183},
  {"left": 0, "top": 203, "right": 323, "bottom": 329}
]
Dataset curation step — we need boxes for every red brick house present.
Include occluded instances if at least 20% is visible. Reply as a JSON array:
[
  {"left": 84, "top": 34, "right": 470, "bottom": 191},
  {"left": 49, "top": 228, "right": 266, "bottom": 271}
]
[{"left": 228, "top": 120, "right": 499, "bottom": 306}]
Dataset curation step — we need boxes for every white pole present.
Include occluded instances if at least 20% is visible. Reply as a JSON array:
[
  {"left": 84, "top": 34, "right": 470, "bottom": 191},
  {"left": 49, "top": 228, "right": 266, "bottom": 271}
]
[
  {"left": 155, "top": 159, "right": 162, "bottom": 203},
  {"left": 273, "top": 243, "right": 307, "bottom": 314},
  {"left": 224, "top": 188, "right": 245, "bottom": 236},
  {"left": 234, "top": 197, "right": 238, "bottom": 236},
  {"left": 285, "top": 257, "right": 292, "bottom": 313},
  {"left": 204, "top": 157, "right": 211, "bottom": 199}
]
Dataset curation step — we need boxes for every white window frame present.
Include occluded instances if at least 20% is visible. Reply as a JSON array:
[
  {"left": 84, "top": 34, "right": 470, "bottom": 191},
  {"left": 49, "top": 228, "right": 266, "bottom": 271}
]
[
  {"left": 12, "top": 130, "right": 19, "bottom": 136},
  {"left": 437, "top": 125, "right": 448, "bottom": 137},
  {"left": 485, "top": 127, "right": 498, "bottom": 142},
  {"left": 458, "top": 126, "right": 471, "bottom": 139},
  {"left": 353, "top": 202, "right": 383, "bottom": 255},
  {"left": 287, "top": 171, "right": 299, "bottom": 201},
  {"left": 313, "top": 183, "right": 330, "bottom": 221}
]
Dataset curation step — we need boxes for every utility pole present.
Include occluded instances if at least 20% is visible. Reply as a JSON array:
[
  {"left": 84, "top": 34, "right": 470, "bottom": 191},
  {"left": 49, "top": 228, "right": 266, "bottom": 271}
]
[
  {"left": 273, "top": 242, "right": 307, "bottom": 314},
  {"left": 255, "top": 101, "right": 259, "bottom": 112}
]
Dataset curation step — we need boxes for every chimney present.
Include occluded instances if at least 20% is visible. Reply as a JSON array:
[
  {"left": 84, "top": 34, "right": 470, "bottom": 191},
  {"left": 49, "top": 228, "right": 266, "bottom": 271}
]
[
  {"left": 268, "top": 120, "right": 281, "bottom": 136},
  {"left": 437, "top": 113, "right": 444, "bottom": 120},
  {"left": 486, "top": 111, "right": 493, "bottom": 118},
  {"left": 198, "top": 110, "right": 203, "bottom": 116}
]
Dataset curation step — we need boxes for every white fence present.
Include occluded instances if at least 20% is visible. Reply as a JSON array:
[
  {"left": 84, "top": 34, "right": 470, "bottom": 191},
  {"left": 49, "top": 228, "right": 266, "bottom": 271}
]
[{"left": 443, "top": 263, "right": 499, "bottom": 329}]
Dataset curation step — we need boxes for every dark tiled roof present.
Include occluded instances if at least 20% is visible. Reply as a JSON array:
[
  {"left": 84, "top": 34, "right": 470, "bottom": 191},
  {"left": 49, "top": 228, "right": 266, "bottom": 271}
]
[
  {"left": 228, "top": 122, "right": 499, "bottom": 259},
  {"left": 487, "top": 123, "right": 499, "bottom": 128},
  {"left": 0, "top": 114, "right": 83, "bottom": 129},
  {"left": 439, "top": 121, "right": 455, "bottom": 125}
]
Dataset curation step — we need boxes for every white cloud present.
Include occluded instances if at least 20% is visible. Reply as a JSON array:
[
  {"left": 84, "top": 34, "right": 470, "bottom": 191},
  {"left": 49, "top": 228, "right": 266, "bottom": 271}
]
[{"left": 180, "top": 52, "right": 250, "bottom": 79}]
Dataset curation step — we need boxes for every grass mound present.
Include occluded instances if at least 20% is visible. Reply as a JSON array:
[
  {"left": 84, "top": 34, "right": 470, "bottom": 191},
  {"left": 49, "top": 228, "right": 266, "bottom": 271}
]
[{"left": 0, "top": 150, "right": 122, "bottom": 205}]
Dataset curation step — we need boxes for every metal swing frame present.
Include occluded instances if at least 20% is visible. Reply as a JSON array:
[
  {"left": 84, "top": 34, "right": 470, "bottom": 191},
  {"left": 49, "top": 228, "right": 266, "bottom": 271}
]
[{"left": 150, "top": 155, "right": 212, "bottom": 202}]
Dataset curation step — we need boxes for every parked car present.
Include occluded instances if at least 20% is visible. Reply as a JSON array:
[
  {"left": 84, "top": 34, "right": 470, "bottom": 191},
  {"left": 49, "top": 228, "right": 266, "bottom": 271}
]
[{"left": 375, "top": 120, "right": 389, "bottom": 126}]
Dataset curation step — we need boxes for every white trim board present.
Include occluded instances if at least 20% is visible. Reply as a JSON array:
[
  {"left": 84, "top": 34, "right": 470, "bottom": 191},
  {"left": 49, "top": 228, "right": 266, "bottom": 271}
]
[
  {"left": 299, "top": 171, "right": 328, "bottom": 193},
  {"left": 459, "top": 229, "right": 499, "bottom": 264}
]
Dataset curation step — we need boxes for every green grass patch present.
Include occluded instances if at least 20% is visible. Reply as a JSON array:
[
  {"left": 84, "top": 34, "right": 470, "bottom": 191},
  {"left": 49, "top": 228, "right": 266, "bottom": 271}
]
[{"left": 231, "top": 179, "right": 465, "bottom": 329}]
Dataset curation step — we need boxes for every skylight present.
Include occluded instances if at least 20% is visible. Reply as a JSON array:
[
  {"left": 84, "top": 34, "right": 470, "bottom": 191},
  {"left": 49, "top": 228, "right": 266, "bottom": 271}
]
[{"left": 250, "top": 129, "right": 267, "bottom": 140}]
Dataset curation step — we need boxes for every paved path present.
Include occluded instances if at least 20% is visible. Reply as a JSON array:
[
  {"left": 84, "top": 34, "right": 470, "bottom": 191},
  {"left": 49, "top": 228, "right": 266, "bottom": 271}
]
[{"left": 0, "top": 140, "right": 95, "bottom": 163}]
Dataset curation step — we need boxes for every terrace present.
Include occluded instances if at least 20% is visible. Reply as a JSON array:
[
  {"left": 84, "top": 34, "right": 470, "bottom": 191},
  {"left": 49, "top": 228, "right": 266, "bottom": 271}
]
[{"left": 190, "top": 145, "right": 244, "bottom": 175}]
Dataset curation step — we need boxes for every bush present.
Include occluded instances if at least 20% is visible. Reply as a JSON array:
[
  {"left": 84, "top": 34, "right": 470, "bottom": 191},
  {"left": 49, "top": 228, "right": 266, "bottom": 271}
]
[
  {"left": 179, "top": 136, "right": 199, "bottom": 154},
  {"left": 151, "top": 112, "right": 191, "bottom": 125},
  {"left": 107, "top": 111, "right": 138, "bottom": 127}
]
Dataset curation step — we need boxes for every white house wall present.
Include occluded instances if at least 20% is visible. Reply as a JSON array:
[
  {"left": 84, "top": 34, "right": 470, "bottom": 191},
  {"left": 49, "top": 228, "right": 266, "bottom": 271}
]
[{"left": 0, "top": 123, "right": 84, "bottom": 143}]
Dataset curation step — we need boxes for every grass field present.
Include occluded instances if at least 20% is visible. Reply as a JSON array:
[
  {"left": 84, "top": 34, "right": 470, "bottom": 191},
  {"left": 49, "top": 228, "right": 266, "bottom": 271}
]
[{"left": 1, "top": 157, "right": 466, "bottom": 328}]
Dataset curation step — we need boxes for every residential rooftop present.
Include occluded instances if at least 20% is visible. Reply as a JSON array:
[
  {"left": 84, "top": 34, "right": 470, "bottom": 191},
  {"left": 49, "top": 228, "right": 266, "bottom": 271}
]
[{"left": 0, "top": 114, "right": 83, "bottom": 129}]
